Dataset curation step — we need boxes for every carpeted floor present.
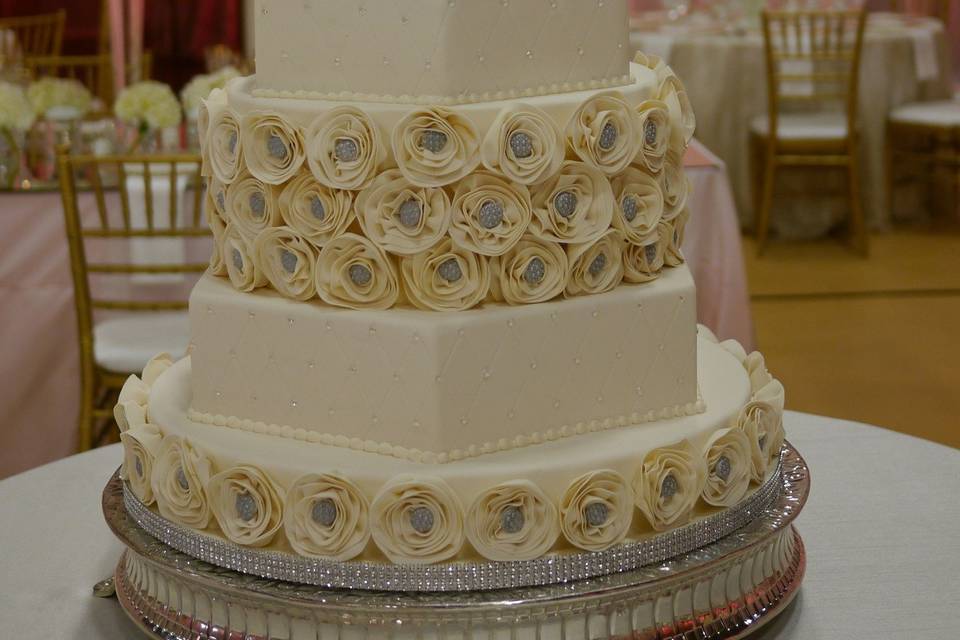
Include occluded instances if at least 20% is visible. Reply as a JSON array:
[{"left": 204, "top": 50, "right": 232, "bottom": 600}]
[{"left": 742, "top": 229, "right": 960, "bottom": 449}]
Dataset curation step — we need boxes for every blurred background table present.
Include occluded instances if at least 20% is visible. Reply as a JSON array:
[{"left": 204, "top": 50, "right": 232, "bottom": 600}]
[
  {"left": 1, "top": 412, "right": 957, "bottom": 638},
  {"left": 632, "top": 12, "right": 955, "bottom": 237}
]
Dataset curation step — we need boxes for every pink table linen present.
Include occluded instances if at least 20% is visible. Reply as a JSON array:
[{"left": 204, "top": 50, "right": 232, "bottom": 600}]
[{"left": 0, "top": 150, "right": 753, "bottom": 478}]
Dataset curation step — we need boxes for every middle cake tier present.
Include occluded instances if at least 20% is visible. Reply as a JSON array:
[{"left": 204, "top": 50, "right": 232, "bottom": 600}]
[{"left": 189, "top": 264, "right": 699, "bottom": 460}]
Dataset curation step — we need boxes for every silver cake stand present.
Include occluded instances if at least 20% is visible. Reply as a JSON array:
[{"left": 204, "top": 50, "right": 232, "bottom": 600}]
[{"left": 100, "top": 444, "right": 809, "bottom": 640}]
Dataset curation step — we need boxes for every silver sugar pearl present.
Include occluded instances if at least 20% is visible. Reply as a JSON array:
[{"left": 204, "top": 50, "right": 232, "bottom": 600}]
[
  {"left": 621, "top": 195, "right": 638, "bottom": 222},
  {"left": 598, "top": 121, "right": 618, "bottom": 150},
  {"left": 644, "top": 243, "right": 658, "bottom": 264},
  {"left": 312, "top": 498, "right": 337, "bottom": 527},
  {"left": 500, "top": 505, "right": 525, "bottom": 534},
  {"left": 349, "top": 264, "right": 373, "bottom": 286},
  {"left": 644, "top": 119, "right": 658, "bottom": 146},
  {"left": 588, "top": 252, "right": 607, "bottom": 275},
  {"left": 215, "top": 190, "right": 225, "bottom": 212},
  {"left": 228, "top": 131, "right": 238, "bottom": 154},
  {"left": 523, "top": 257, "right": 546, "bottom": 284},
  {"left": 420, "top": 129, "right": 448, "bottom": 154},
  {"left": 249, "top": 191, "right": 266, "bottom": 217},
  {"left": 134, "top": 456, "right": 143, "bottom": 478},
  {"left": 584, "top": 501, "right": 608, "bottom": 527},
  {"left": 715, "top": 455, "right": 732, "bottom": 481},
  {"left": 437, "top": 258, "right": 462, "bottom": 283},
  {"left": 231, "top": 248, "right": 244, "bottom": 271},
  {"left": 660, "top": 474, "right": 678, "bottom": 501},
  {"left": 509, "top": 131, "right": 533, "bottom": 159},
  {"left": 280, "top": 249, "right": 298, "bottom": 274},
  {"left": 334, "top": 137, "right": 359, "bottom": 162},
  {"left": 478, "top": 199, "right": 504, "bottom": 229},
  {"left": 554, "top": 191, "right": 578, "bottom": 218},
  {"left": 235, "top": 492, "right": 258, "bottom": 522},
  {"left": 409, "top": 506, "right": 435, "bottom": 533},
  {"left": 176, "top": 467, "right": 189, "bottom": 491},
  {"left": 398, "top": 199, "right": 422, "bottom": 228},
  {"left": 310, "top": 195, "right": 326, "bottom": 220},
  {"left": 267, "top": 133, "right": 287, "bottom": 160}
]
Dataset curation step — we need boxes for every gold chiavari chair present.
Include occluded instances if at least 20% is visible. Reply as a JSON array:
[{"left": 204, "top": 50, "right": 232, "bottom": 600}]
[
  {"left": 0, "top": 10, "right": 65, "bottom": 61},
  {"left": 23, "top": 52, "right": 154, "bottom": 111},
  {"left": 57, "top": 145, "right": 209, "bottom": 452},
  {"left": 751, "top": 9, "right": 868, "bottom": 256}
]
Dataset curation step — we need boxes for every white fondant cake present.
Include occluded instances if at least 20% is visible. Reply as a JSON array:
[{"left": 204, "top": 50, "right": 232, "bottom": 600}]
[{"left": 114, "top": 0, "right": 788, "bottom": 570}]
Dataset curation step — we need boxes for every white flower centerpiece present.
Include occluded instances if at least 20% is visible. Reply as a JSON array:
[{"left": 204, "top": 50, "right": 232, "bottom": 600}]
[
  {"left": 114, "top": 80, "right": 182, "bottom": 153},
  {"left": 0, "top": 81, "right": 36, "bottom": 188}
]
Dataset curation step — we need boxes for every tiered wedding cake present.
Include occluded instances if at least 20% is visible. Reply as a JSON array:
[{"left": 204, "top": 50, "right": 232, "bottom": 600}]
[{"left": 115, "top": 0, "right": 786, "bottom": 574}]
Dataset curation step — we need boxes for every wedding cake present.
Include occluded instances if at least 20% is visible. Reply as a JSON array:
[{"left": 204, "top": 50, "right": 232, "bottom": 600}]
[{"left": 114, "top": 0, "right": 787, "bottom": 577}]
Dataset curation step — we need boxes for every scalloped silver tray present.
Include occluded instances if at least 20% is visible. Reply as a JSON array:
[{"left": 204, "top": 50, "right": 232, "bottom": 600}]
[
  {"left": 114, "top": 452, "right": 785, "bottom": 592},
  {"left": 102, "top": 443, "right": 809, "bottom": 640}
]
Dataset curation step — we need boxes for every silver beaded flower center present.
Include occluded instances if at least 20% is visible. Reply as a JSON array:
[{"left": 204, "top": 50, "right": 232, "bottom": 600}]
[
  {"left": 478, "top": 199, "right": 504, "bottom": 229},
  {"left": 231, "top": 248, "right": 244, "bottom": 272},
  {"left": 420, "top": 129, "right": 448, "bottom": 154},
  {"left": 310, "top": 195, "right": 326, "bottom": 221},
  {"left": 523, "top": 257, "right": 546, "bottom": 284},
  {"left": 437, "top": 258, "right": 463, "bottom": 283},
  {"left": 334, "top": 137, "right": 359, "bottom": 163},
  {"left": 228, "top": 131, "right": 238, "bottom": 155},
  {"left": 644, "top": 120, "right": 658, "bottom": 146},
  {"left": 349, "top": 264, "right": 373, "bottom": 286},
  {"left": 134, "top": 456, "right": 143, "bottom": 478},
  {"left": 409, "top": 506, "right": 435, "bottom": 534},
  {"left": 398, "top": 199, "right": 422, "bottom": 228},
  {"left": 554, "top": 191, "right": 578, "bottom": 218},
  {"left": 176, "top": 467, "right": 189, "bottom": 491},
  {"left": 509, "top": 131, "right": 533, "bottom": 159},
  {"left": 621, "top": 195, "right": 638, "bottom": 222},
  {"left": 280, "top": 249, "right": 298, "bottom": 274},
  {"left": 312, "top": 498, "right": 337, "bottom": 527},
  {"left": 267, "top": 133, "right": 287, "bottom": 160},
  {"left": 249, "top": 192, "right": 266, "bottom": 217},
  {"left": 715, "top": 455, "right": 732, "bottom": 481},
  {"left": 215, "top": 190, "right": 225, "bottom": 212},
  {"left": 584, "top": 501, "right": 608, "bottom": 527},
  {"left": 588, "top": 252, "right": 607, "bottom": 275},
  {"left": 500, "top": 505, "right": 525, "bottom": 534},
  {"left": 598, "top": 122, "right": 618, "bottom": 150},
  {"left": 235, "top": 492, "right": 258, "bottom": 522},
  {"left": 660, "top": 474, "right": 679, "bottom": 501},
  {"left": 644, "top": 243, "right": 658, "bottom": 264}
]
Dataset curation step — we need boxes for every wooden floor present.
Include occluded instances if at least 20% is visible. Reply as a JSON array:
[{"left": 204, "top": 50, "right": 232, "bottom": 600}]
[{"left": 742, "top": 229, "right": 960, "bottom": 449}]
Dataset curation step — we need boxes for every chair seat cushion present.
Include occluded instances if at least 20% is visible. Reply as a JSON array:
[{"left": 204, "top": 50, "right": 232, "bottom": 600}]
[
  {"left": 889, "top": 101, "right": 960, "bottom": 127},
  {"left": 750, "top": 113, "right": 849, "bottom": 140},
  {"left": 94, "top": 312, "right": 190, "bottom": 374}
]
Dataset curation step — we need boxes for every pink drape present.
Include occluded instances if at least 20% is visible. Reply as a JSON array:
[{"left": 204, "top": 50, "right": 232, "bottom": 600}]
[{"left": 107, "top": 0, "right": 146, "bottom": 92}]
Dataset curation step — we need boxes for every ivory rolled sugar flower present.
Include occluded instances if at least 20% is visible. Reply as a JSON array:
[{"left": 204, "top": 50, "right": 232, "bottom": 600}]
[
  {"left": 355, "top": 169, "right": 450, "bottom": 256},
  {"left": 481, "top": 103, "right": 565, "bottom": 186},
  {"left": 658, "top": 149, "right": 690, "bottom": 223},
  {"left": 207, "top": 103, "right": 244, "bottom": 184},
  {"left": 241, "top": 111, "right": 305, "bottom": 185},
  {"left": 278, "top": 171, "right": 355, "bottom": 247},
  {"left": 634, "top": 53, "right": 697, "bottom": 149},
  {"left": 224, "top": 224, "right": 268, "bottom": 293},
  {"left": 565, "top": 92, "right": 642, "bottom": 177},
  {"left": 701, "top": 428, "right": 752, "bottom": 508},
  {"left": 400, "top": 237, "right": 490, "bottom": 312},
  {"left": 465, "top": 480, "right": 559, "bottom": 562},
  {"left": 610, "top": 167, "right": 664, "bottom": 245},
  {"left": 493, "top": 235, "right": 569, "bottom": 305},
  {"left": 283, "top": 473, "right": 371, "bottom": 561},
  {"left": 371, "top": 475, "right": 465, "bottom": 564},
  {"left": 633, "top": 100, "right": 671, "bottom": 174},
  {"left": 121, "top": 425, "right": 163, "bottom": 506},
  {"left": 208, "top": 465, "right": 285, "bottom": 547},
  {"left": 253, "top": 226, "right": 320, "bottom": 302},
  {"left": 225, "top": 170, "right": 281, "bottom": 241},
  {"left": 392, "top": 106, "right": 481, "bottom": 188},
  {"left": 306, "top": 105, "right": 386, "bottom": 190},
  {"left": 632, "top": 439, "right": 707, "bottom": 532},
  {"left": 151, "top": 435, "right": 213, "bottom": 529},
  {"left": 315, "top": 232, "right": 400, "bottom": 311},
  {"left": 564, "top": 228, "right": 626, "bottom": 297},
  {"left": 449, "top": 171, "right": 532, "bottom": 257},
  {"left": 529, "top": 161, "right": 614, "bottom": 246},
  {"left": 622, "top": 233, "right": 665, "bottom": 284},
  {"left": 559, "top": 469, "right": 633, "bottom": 552}
]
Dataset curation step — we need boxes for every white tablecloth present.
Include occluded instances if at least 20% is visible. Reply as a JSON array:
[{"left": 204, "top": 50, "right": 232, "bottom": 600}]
[{"left": 1, "top": 412, "right": 957, "bottom": 638}]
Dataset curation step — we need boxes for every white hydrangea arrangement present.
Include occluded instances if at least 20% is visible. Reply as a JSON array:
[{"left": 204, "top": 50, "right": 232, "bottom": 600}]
[
  {"left": 27, "top": 77, "right": 93, "bottom": 119},
  {"left": 115, "top": 80, "right": 182, "bottom": 131},
  {"left": 180, "top": 66, "right": 240, "bottom": 115},
  {"left": 0, "top": 82, "right": 37, "bottom": 131}
]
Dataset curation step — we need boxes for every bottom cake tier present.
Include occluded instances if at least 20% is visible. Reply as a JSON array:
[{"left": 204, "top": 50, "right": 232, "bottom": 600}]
[{"left": 102, "top": 441, "right": 809, "bottom": 640}]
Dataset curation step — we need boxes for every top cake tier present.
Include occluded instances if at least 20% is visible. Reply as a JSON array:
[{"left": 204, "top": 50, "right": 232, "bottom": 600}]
[{"left": 254, "top": 0, "right": 632, "bottom": 104}]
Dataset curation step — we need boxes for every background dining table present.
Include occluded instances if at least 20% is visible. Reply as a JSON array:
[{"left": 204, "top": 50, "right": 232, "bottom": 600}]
[
  {"left": 632, "top": 12, "right": 955, "bottom": 238},
  {"left": 0, "top": 141, "right": 753, "bottom": 479},
  {"left": 0, "top": 411, "right": 957, "bottom": 638}
]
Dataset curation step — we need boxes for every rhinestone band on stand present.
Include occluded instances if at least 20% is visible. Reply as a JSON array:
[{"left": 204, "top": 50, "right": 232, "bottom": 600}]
[{"left": 118, "top": 452, "right": 785, "bottom": 592}]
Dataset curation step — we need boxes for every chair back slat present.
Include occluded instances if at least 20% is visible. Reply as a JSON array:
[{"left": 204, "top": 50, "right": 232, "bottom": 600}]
[
  {"left": 761, "top": 9, "right": 866, "bottom": 132},
  {"left": 0, "top": 10, "right": 64, "bottom": 60},
  {"left": 23, "top": 52, "right": 153, "bottom": 108},
  {"left": 57, "top": 146, "right": 210, "bottom": 315}
]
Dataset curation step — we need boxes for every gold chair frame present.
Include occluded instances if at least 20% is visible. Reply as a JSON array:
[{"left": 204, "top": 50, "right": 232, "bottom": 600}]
[
  {"left": 57, "top": 146, "right": 209, "bottom": 452},
  {"left": 752, "top": 9, "right": 868, "bottom": 256},
  {"left": 886, "top": 117, "right": 960, "bottom": 223},
  {"left": 0, "top": 10, "right": 65, "bottom": 60},
  {"left": 24, "top": 52, "right": 153, "bottom": 111}
]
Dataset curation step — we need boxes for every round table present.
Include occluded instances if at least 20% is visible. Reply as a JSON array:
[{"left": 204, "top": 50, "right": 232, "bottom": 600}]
[
  {"left": 1, "top": 411, "right": 957, "bottom": 638},
  {"left": 632, "top": 13, "right": 954, "bottom": 237}
]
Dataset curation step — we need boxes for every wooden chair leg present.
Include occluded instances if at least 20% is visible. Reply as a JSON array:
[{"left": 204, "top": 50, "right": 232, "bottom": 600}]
[
  {"left": 847, "top": 153, "right": 869, "bottom": 257},
  {"left": 756, "top": 143, "right": 777, "bottom": 257}
]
